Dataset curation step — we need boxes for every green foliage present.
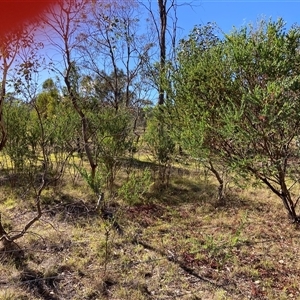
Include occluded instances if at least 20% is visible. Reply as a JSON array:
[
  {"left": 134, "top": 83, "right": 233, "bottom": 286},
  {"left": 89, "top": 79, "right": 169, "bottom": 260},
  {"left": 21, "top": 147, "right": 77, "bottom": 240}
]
[
  {"left": 3, "top": 80, "right": 80, "bottom": 178},
  {"left": 89, "top": 107, "right": 134, "bottom": 189},
  {"left": 178, "top": 22, "right": 220, "bottom": 56},
  {"left": 144, "top": 107, "right": 175, "bottom": 165},
  {"left": 3, "top": 100, "right": 32, "bottom": 171},
  {"left": 35, "top": 92, "right": 57, "bottom": 119},
  {"left": 168, "top": 23, "right": 226, "bottom": 158},
  {"left": 171, "top": 18, "right": 300, "bottom": 220},
  {"left": 216, "top": 19, "right": 300, "bottom": 175},
  {"left": 48, "top": 102, "right": 80, "bottom": 151},
  {"left": 45, "top": 102, "right": 80, "bottom": 175},
  {"left": 118, "top": 168, "right": 152, "bottom": 205},
  {"left": 26, "top": 98, "right": 79, "bottom": 176},
  {"left": 144, "top": 107, "right": 175, "bottom": 186},
  {"left": 35, "top": 78, "right": 61, "bottom": 119},
  {"left": 74, "top": 164, "right": 103, "bottom": 196},
  {"left": 91, "top": 69, "right": 137, "bottom": 110}
]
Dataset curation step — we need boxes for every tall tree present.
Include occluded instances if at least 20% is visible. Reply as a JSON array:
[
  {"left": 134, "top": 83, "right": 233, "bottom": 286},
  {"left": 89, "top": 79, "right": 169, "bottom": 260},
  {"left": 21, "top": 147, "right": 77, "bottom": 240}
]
[
  {"left": 138, "top": 0, "right": 180, "bottom": 187},
  {"left": 157, "top": 0, "right": 167, "bottom": 105},
  {"left": 42, "top": 0, "right": 99, "bottom": 180},
  {"left": 78, "top": 0, "right": 152, "bottom": 111},
  {"left": 140, "top": 0, "right": 179, "bottom": 105}
]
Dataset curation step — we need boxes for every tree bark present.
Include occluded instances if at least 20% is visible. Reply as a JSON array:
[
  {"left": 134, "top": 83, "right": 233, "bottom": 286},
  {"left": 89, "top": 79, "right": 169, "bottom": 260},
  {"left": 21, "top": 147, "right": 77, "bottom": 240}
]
[
  {"left": 208, "top": 160, "right": 225, "bottom": 204},
  {"left": 158, "top": 0, "right": 167, "bottom": 105}
]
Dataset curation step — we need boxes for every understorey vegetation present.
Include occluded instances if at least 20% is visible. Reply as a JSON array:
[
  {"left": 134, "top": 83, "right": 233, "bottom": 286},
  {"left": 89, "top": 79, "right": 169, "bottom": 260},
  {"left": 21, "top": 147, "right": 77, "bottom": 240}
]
[{"left": 1, "top": 1, "right": 300, "bottom": 298}]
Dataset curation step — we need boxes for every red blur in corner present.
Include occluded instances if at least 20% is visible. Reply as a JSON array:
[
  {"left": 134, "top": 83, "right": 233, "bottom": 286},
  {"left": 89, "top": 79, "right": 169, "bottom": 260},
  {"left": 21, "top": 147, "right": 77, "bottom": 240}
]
[{"left": 0, "top": 0, "right": 59, "bottom": 35}]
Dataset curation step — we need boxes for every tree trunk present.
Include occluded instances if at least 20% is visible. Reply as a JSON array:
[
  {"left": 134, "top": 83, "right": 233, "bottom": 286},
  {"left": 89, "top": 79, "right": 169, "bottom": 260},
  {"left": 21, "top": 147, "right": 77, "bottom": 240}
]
[
  {"left": 158, "top": 0, "right": 167, "bottom": 105},
  {"left": 279, "top": 188, "right": 299, "bottom": 222},
  {"left": 0, "top": 61, "right": 8, "bottom": 151},
  {"left": 207, "top": 160, "right": 225, "bottom": 204},
  {"left": 249, "top": 166, "right": 300, "bottom": 223}
]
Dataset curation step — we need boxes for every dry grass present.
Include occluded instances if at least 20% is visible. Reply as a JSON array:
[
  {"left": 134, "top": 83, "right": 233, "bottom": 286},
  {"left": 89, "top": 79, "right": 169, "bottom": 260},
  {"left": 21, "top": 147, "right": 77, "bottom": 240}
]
[{"left": 0, "top": 162, "right": 300, "bottom": 300}]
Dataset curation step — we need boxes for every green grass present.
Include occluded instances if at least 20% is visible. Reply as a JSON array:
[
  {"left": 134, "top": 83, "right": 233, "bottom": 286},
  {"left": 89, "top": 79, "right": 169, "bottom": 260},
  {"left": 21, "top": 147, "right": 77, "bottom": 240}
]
[{"left": 0, "top": 161, "right": 300, "bottom": 299}]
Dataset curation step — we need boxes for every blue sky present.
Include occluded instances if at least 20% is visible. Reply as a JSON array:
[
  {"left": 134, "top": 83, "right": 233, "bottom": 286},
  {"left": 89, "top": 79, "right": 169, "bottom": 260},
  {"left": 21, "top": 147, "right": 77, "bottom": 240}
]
[
  {"left": 177, "top": 0, "right": 300, "bottom": 37},
  {"left": 35, "top": 0, "right": 300, "bottom": 89}
]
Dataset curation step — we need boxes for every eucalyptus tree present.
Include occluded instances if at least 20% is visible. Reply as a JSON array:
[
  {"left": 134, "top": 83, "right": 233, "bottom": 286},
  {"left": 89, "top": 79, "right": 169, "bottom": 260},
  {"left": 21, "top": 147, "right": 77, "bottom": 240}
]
[
  {"left": 41, "top": 0, "right": 100, "bottom": 180},
  {"left": 172, "top": 19, "right": 300, "bottom": 222},
  {"left": 139, "top": 0, "right": 180, "bottom": 105},
  {"left": 138, "top": 0, "right": 185, "bottom": 187},
  {"left": 77, "top": 0, "right": 155, "bottom": 187},
  {"left": 42, "top": 0, "right": 144, "bottom": 190},
  {"left": 0, "top": 27, "right": 40, "bottom": 152},
  {"left": 79, "top": 69, "right": 140, "bottom": 111},
  {"left": 77, "top": 0, "right": 153, "bottom": 111},
  {"left": 35, "top": 78, "right": 60, "bottom": 119}
]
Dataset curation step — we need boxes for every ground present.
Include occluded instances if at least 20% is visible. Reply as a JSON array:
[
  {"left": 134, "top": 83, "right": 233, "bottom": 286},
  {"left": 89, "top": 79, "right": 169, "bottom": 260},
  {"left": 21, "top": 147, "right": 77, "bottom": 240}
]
[{"left": 0, "top": 163, "right": 300, "bottom": 300}]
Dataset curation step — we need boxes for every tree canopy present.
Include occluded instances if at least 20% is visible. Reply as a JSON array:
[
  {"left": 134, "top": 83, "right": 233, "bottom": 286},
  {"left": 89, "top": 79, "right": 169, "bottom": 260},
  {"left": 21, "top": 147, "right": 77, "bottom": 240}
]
[{"left": 170, "top": 19, "right": 300, "bottom": 221}]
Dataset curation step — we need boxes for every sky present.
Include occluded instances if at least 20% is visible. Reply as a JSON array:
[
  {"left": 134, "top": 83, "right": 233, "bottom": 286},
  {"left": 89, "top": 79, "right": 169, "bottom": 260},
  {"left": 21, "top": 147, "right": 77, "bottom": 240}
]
[
  {"left": 0, "top": 1, "right": 298, "bottom": 38},
  {"left": 1, "top": 0, "right": 300, "bottom": 91},
  {"left": 176, "top": 0, "right": 300, "bottom": 37}
]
